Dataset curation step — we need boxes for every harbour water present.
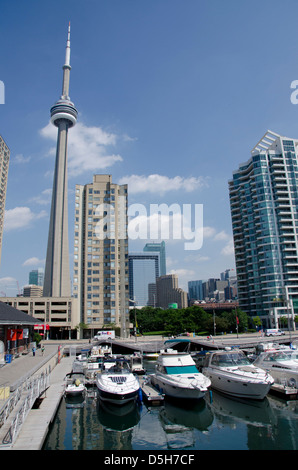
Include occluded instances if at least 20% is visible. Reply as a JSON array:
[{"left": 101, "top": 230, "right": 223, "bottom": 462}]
[{"left": 43, "top": 360, "right": 298, "bottom": 451}]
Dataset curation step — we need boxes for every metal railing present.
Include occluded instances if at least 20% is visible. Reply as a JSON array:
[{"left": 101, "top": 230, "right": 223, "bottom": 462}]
[{"left": 0, "top": 370, "right": 50, "bottom": 448}]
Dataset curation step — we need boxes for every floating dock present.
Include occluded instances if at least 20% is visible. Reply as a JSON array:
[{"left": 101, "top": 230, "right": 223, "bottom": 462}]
[
  {"left": 140, "top": 377, "right": 164, "bottom": 405},
  {"left": 269, "top": 383, "right": 298, "bottom": 400}
]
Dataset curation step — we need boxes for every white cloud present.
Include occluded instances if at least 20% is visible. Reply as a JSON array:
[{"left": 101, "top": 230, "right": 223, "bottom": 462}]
[
  {"left": 0, "top": 277, "right": 17, "bottom": 295},
  {"left": 214, "top": 230, "right": 230, "bottom": 241},
  {"left": 118, "top": 174, "right": 209, "bottom": 194},
  {"left": 0, "top": 276, "right": 16, "bottom": 284},
  {"left": 14, "top": 154, "right": 31, "bottom": 164},
  {"left": 29, "top": 188, "right": 52, "bottom": 205},
  {"left": 169, "top": 268, "right": 196, "bottom": 278},
  {"left": 22, "top": 257, "right": 45, "bottom": 267},
  {"left": 169, "top": 268, "right": 196, "bottom": 290},
  {"left": 40, "top": 121, "right": 123, "bottom": 177},
  {"left": 4, "top": 207, "right": 47, "bottom": 231},
  {"left": 221, "top": 238, "right": 235, "bottom": 256}
]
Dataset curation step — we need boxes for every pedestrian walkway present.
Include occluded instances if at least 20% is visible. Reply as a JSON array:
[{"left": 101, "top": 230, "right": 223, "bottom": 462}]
[
  {"left": 0, "top": 343, "right": 62, "bottom": 393},
  {"left": 0, "top": 342, "right": 80, "bottom": 450},
  {"left": 11, "top": 354, "right": 74, "bottom": 450}
]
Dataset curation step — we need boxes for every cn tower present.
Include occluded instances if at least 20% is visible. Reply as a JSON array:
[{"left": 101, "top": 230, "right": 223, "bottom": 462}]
[{"left": 43, "top": 23, "right": 78, "bottom": 297}]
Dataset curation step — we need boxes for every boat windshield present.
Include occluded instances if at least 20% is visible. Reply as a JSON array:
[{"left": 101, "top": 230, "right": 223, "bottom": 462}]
[
  {"left": 165, "top": 365, "right": 199, "bottom": 375},
  {"left": 263, "top": 351, "right": 298, "bottom": 362},
  {"left": 211, "top": 352, "right": 251, "bottom": 367}
]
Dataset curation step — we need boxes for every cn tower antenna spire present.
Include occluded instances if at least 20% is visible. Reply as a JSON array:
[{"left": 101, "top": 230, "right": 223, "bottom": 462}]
[{"left": 64, "top": 22, "right": 71, "bottom": 68}]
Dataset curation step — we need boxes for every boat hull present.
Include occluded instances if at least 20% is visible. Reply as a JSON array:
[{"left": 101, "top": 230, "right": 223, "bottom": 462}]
[
  {"left": 64, "top": 385, "right": 86, "bottom": 397},
  {"left": 202, "top": 368, "right": 272, "bottom": 400},
  {"left": 96, "top": 374, "right": 140, "bottom": 406},
  {"left": 97, "top": 388, "right": 139, "bottom": 405},
  {"left": 150, "top": 374, "right": 208, "bottom": 400}
]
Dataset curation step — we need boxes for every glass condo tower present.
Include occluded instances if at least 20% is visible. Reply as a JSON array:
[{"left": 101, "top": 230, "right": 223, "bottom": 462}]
[{"left": 229, "top": 131, "right": 298, "bottom": 329}]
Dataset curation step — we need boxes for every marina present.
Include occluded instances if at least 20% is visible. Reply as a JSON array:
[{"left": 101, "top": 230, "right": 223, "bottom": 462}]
[{"left": 1, "top": 333, "right": 298, "bottom": 450}]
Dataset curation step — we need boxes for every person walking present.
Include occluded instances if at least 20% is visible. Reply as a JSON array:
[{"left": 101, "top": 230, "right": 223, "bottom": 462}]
[
  {"left": 32, "top": 346, "right": 36, "bottom": 357},
  {"left": 41, "top": 345, "right": 45, "bottom": 356}
]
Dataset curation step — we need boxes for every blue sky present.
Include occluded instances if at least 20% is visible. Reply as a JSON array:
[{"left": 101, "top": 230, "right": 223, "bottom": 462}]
[{"left": 1, "top": 0, "right": 298, "bottom": 296}]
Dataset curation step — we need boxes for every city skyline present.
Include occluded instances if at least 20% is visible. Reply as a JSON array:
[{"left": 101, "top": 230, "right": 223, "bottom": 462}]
[{"left": 1, "top": 1, "right": 298, "bottom": 296}]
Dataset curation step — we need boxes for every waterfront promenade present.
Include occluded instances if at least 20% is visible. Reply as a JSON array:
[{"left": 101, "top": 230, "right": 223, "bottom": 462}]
[
  {"left": 0, "top": 341, "right": 89, "bottom": 450},
  {"left": 1, "top": 332, "right": 297, "bottom": 450}
]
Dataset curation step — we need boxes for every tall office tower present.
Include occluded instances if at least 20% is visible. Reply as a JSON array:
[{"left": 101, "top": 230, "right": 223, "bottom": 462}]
[
  {"left": 188, "top": 280, "right": 204, "bottom": 301},
  {"left": 156, "top": 274, "right": 188, "bottom": 309},
  {"left": 43, "top": 24, "right": 77, "bottom": 297},
  {"left": 0, "top": 136, "right": 10, "bottom": 266},
  {"left": 128, "top": 253, "right": 159, "bottom": 307},
  {"left": 73, "top": 175, "right": 129, "bottom": 337},
  {"left": 29, "top": 268, "right": 44, "bottom": 286},
  {"left": 143, "top": 241, "right": 166, "bottom": 276},
  {"left": 229, "top": 131, "right": 298, "bottom": 329}
]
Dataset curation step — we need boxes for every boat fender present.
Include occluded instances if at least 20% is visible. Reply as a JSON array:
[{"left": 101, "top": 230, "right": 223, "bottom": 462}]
[
  {"left": 138, "top": 387, "right": 143, "bottom": 402},
  {"left": 209, "top": 390, "right": 213, "bottom": 403}
]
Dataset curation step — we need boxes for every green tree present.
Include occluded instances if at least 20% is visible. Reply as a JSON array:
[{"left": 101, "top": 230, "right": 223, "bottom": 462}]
[
  {"left": 221, "top": 308, "right": 248, "bottom": 333},
  {"left": 252, "top": 316, "right": 262, "bottom": 329}
]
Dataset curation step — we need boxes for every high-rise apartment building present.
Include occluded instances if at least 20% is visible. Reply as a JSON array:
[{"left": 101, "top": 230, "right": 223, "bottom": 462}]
[
  {"left": 73, "top": 174, "right": 130, "bottom": 337},
  {"left": 143, "top": 241, "right": 166, "bottom": 276},
  {"left": 229, "top": 130, "right": 298, "bottom": 329},
  {"left": 129, "top": 253, "right": 159, "bottom": 307},
  {"left": 0, "top": 136, "right": 10, "bottom": 266}
]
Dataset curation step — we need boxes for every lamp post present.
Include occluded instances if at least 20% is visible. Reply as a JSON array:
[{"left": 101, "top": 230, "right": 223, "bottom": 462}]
[{"left": 235, "top": 308, "right": 239, "bottom": 338}]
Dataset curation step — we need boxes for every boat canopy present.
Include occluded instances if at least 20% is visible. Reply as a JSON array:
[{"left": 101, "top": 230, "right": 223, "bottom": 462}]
[{"left": 165, "top": 365, "right": 199, "bottom": 375}]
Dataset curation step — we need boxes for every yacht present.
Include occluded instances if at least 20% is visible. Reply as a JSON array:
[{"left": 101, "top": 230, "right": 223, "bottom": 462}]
[
  {"left": 64, "top": 373, "right": 86, "bottom": 397},
  {"left": 254, "top": 349, "right": 298, "bottom": 388},
  {"left": 96, "top": 358, "right": 141, "bottom": 405},
  {"left": 150, "top": 350, "right": 211, "bottom": 400},
  {"left": 201, "top": 349, "right": 274, "bottom": 400},
  {"left": 129, "top": 353, "right": 146, "bottom": 375}
]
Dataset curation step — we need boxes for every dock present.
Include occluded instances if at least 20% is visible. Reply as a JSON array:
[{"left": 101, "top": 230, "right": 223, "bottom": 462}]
[
  {"left": 269, "top": 383, "right": 298, "bottom": 400},
  {"left": 140, "top": 377, "right": 164, "bottom": 405}
]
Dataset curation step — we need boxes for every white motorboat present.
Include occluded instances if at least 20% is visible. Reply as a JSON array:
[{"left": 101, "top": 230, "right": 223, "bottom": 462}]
[
  {"left": 96, "top": 358, "right": 140, "bottom": 405},
  {"left": 150, "top": 350, "right": 211, "bottom": 400},
  {"left": 129, "top": 353, "right": 146, "bottom": 375},
  {"left": 201, "top": 349, "right": 274, "bottom": 400},
  {"left": 89, "top": 345, "right": 112, "bottom": 362},
  {"left": 254, "top": 349, "right": 298, "bottom": 388},
  {"left": 64, "top": 373, "right": 87, "bottom": 397},
  {"left": 143, "top": 352, "right": 159, "bottom": 361}
]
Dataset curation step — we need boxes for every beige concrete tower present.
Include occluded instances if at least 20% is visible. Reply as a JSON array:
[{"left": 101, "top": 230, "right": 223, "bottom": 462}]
[{"left": 43, "top": 24, "right": 78, "bottom": 297}]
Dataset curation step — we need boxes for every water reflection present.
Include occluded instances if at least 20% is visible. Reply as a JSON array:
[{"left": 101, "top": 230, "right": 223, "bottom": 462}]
[
  {"left": 205, "top": 390, "right": 298, "bottom": 450},
  {"left": 97, "top": 399, "right": 141, "bottom": 431},
  {"left": 65, "top": 394, "right": 86, "bottom": 409},
  {"left": 206, "top": 391, "right": 275, "bottom": 426},
  {"left": 43, "top": 379, "right": 298, "bottom": 450},
  {"left": 158, "top": 398, "right": 213, "bottom": 450}
]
